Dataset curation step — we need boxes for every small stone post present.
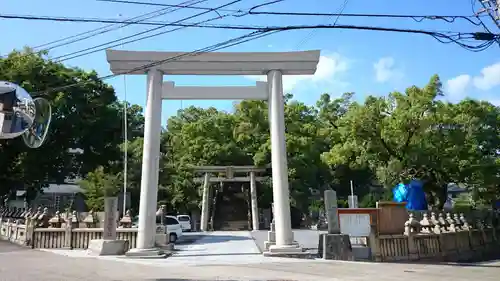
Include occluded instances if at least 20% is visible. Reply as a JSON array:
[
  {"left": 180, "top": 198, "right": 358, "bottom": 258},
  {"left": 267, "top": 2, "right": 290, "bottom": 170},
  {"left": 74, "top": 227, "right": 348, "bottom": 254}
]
[
  {"left": 318, "top": 189, "right": 354, "bottom": 260},
  {"left": 63, "top": 211, "right": 75, "bottom": 249},
  {"left": 25, "top": 215, "right": 36, "bottom": 247},
  {"left": 404, "top": 213, "right": 420, "bottom": 260},
  {"left": 368, "top": 224, "right": 381, "bottom": 261},
  {"left": 264, "top": 203, "right": 276, "bottom": 250}
]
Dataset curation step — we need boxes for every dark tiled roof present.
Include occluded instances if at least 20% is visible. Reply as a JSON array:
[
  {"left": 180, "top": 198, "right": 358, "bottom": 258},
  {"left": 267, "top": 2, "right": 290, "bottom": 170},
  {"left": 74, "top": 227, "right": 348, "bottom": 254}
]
[{"left": 42, "top": 184, "right": 83, "bottom": 194}]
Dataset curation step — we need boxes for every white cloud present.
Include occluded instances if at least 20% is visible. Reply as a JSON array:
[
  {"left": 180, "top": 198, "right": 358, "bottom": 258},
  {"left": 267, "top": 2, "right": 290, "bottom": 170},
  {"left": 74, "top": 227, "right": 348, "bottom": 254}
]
[
  {"left": 245, "top": 54, "right": 348, "bottom": 92},
  {"left": 473, "top": 62, "right": 500, "bottom": 91},
  {"left": 445, "top": 62, "right": 500, "bottom": 98},
  {"left": 373, "top": 57, "right": 403, "bottom": 83},
  {"left": 446, "top": 74, "right": 471, "bottom": 97}
]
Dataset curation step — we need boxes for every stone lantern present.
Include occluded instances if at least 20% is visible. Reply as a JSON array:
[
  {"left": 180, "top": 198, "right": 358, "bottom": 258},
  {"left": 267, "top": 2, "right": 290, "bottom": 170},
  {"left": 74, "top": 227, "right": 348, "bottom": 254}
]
[
  {"left": 83, "top": 210, "right": 98, "bottom": 228},
  {"left": 119, "top": 210, "right": 133, "bottom": 228},
  {"left": 48, "top": 211, "right": 64, "bottom": 228}
]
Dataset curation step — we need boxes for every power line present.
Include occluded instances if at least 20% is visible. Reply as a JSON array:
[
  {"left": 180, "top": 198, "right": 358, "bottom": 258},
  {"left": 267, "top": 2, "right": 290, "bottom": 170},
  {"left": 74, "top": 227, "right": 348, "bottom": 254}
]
[
  {"left": 295, "top": 0, "right": 349, "bottom": 49},
  {"left": 97, "top": 0, "right": 488, "bottom": 26},
  {"left": 2, "top": 11, "right": 488, "bottom": 28},
  {"left": 0, "top": 13, "right": 262, "bottom": 29},
  {"left": 96, "top": 0, "right": 245, "bottom": 13},
  {"left": 32, "top": 0, "right": 205, "bottom": 51},
  {"left": 42, "top": 0, "right": 209, "bottom": 52},
  {"left": 245, "top": 10, "right": 486, "bottom": 26},
  {"left": 52, "top": 0, "right": 246, "bottom": 62},
  {"left": 1, "top": 13, "right": 496, "bottom": 52}
]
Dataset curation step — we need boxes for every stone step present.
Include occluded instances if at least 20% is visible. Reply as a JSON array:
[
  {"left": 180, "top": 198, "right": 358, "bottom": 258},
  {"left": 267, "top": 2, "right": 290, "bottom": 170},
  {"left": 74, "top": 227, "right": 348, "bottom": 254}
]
[{"left": 218, "top": 220, "right": 249, "bottom": 231}]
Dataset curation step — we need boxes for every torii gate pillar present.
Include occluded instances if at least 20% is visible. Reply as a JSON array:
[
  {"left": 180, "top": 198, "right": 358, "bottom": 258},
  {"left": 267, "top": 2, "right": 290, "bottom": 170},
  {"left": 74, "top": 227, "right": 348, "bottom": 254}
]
[{"left": 106, "top": 49, "right": 320, "bottom": 257}]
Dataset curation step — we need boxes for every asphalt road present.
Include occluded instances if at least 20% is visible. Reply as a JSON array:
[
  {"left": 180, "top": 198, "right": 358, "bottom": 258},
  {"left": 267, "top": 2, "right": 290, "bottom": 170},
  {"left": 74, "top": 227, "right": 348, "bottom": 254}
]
[
  {"left": 1, "top": 238, "right": 499, "bottom": 281},
  {"left": 0, "top": 240, "right": 31, "bottom": 253}
]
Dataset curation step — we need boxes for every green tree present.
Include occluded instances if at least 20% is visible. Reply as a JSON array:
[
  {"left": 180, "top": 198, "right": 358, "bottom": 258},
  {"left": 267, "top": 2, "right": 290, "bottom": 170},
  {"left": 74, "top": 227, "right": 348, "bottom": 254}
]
[
  {"left": 79, "top": 166, "right": 121, "bottom": 211},
  {"left": 322, "top": 75, "right": 500, "bottom": 209}
]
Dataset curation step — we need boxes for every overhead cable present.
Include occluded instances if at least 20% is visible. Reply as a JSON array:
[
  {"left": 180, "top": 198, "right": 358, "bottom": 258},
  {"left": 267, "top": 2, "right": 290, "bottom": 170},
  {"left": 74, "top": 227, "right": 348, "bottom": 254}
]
[
  {"left": 96, "top": 0, "right": 487, "bottom": 26},
  {"left": 294, "top": 0, "right": 349, "bottom": 49},
  {"left": 0, "top": 13, "right": 263, "bottom": 28},
  {"left": 1, "top": 13, "right": 497, "bottom": 52},
  {"left": 33, "top": 0, "right": 207, "bottom": 51},
  {"left": 96, "top": 0, "right": 244, "bottom": 13},
  {"left": 2, "top": 10, "right": 487, "bottom": 28},
  {"left": 51, "top": 0, "right": 245, "bottom": 62}
]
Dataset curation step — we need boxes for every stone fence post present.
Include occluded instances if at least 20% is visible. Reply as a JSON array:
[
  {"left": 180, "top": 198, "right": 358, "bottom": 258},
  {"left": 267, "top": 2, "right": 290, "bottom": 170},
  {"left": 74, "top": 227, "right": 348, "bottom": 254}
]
[
  {"left": 368, "top": 224, "right": 381, "bottom": 261},
  {"left": 404, "top": 213, "right": 420, "bottom": 260},
  {"left": 25, "top": 216, "right": 36, "bottom": 247},
  {"left": 63, "top": 211, "right": 78, "bottom": 249}
]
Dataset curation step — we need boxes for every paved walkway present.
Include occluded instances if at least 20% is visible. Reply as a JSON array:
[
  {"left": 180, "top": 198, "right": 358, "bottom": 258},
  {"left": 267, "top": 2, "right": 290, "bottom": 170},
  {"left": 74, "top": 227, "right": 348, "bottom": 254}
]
[
  {"left": 2, "top": 240, "right": 500, "bottom": 280},
  {"left": 251, "top": 229, "right": 325, "bottom": 251}
]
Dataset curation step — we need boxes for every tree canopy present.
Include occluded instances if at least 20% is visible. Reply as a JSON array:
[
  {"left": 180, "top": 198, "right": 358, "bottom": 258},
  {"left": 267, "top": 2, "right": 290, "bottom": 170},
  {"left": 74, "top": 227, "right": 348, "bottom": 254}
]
[{"left": 1, "top": 49, "right": 499, "bottom": 214}]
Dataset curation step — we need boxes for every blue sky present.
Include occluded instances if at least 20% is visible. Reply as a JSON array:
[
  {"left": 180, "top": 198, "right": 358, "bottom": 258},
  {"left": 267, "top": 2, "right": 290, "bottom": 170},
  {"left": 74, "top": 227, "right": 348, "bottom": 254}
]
[{"left": 2, "top": 0, "right": 499, "bottom": 124}]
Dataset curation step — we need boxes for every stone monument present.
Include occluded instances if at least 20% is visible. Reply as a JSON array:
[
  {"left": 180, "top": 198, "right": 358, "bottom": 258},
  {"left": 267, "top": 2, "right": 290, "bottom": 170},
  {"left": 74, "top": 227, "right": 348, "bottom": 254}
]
[
  {"left": 318, "top": 190, "right": 354, "bottom": 260},
  {"left": 88, "top": 196, "right": 128, "bottom": 256}
]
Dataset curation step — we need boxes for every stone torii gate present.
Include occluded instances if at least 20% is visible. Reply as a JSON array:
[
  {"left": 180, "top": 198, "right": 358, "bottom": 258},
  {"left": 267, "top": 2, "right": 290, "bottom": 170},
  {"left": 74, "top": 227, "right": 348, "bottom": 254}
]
[
  {"left": 193, "top": 165, "right": 267, "bottom": 231},
  {"left": 106, "top": 49, "right": 320, "bottom": 257}
]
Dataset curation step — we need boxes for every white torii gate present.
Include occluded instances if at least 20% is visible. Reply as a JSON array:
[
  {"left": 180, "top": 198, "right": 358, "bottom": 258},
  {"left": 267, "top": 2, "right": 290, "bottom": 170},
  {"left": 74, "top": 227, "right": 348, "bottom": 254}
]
[
  {"left": 192, "top": 165, "right": 268, "bottom": 231},
  {"left": 106, "top": 49, "right": 320, "bottom": 257}
]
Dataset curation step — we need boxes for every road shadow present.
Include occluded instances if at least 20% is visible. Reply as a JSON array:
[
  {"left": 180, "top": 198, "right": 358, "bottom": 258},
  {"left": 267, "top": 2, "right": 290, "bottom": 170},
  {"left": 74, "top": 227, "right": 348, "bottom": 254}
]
[
  {"left": 152, "top": 279, "right": 297, "bottom": 281},
  {"left": 0, "top": 240, "right": 31, "bottom": 253},
  {"left": 195, "top": 235, "right": 252, "bottom": 244},
  {"left": 174, "top": 252, "right": 261, "bottom": 257},
  {"left": 176, "top": 234, "right": 204, "bottom": 245},
  {"left": 383, "top": 257, "right": 500, "bottom": 268}
]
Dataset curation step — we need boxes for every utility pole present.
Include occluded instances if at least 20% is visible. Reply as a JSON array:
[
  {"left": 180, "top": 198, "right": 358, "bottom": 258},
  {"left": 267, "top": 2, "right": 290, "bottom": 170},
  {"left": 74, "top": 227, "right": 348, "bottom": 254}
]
[
  {"left": 119, "top": 13, "right": 129, "bottom": 217},
  {"left": 476, "top": 0, "right": 500, "bottom": 29}
]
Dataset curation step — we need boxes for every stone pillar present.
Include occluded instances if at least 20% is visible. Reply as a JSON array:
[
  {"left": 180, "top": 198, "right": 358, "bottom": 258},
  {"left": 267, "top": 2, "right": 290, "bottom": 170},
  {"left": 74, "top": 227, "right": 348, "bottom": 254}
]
[
  {"left": 250, "top": 171, "right": 259, "bottom": 231},
  {"left": 318, "top": 189, "right": 354, "bottom": 260},
  {"left": 103, "top": 197, "right": 118, "bottom": 240},
  {"left": 324, "top": 190, "right": 340, "bottom": 234},
  {"left": 266, "top": 70, "right": 300, "bottom": 253},
  {"left": 126, "top": 69, "right": 165, "bottom": 258},
  {"left": 200, "top": 173, "right": 210, "bottom": 232}
]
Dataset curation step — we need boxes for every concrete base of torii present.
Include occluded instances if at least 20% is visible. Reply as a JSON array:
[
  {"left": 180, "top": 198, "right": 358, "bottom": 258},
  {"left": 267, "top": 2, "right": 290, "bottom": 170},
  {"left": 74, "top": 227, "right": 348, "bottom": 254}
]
[
  {"left": 125, "top": 248, "right": 169, "bottom": 259},
  {"left": 263, "top": 221, "right": 302, "bottom": 256}
]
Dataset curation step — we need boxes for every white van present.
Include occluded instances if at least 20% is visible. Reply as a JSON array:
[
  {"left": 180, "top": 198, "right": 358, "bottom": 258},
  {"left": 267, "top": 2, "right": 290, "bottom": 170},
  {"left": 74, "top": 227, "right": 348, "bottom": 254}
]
[
  {"left": 176, "top": 215, "right": 192, "bottom": 232},
  {"left": 132, "top": 215, "right": 183, "bottom": 243}
]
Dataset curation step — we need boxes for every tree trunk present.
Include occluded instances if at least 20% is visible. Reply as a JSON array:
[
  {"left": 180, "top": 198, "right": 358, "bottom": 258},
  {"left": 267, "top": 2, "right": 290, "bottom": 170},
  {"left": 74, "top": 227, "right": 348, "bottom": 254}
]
[{"left": 436, "top": 184, "right": 448, "bottom": 210}]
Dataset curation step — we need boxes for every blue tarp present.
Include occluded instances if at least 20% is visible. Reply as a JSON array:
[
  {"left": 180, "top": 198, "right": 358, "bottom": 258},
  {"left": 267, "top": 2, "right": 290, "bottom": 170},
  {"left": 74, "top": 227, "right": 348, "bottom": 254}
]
[{"left": 392, "top": 180, "right": 428, "bottom": 211}]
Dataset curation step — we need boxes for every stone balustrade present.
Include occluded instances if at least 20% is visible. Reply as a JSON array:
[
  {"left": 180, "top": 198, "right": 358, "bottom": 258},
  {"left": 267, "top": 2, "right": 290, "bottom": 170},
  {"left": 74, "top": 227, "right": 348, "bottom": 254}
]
[
  {"left": 0, "top": 206, "right": 138, "bottom": 251},
  {"left": 1, "top": 205, "right": 499, "bottom": 263},
  {"left": 370, "top": 211, "right": 500, "bottom": 262}
]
